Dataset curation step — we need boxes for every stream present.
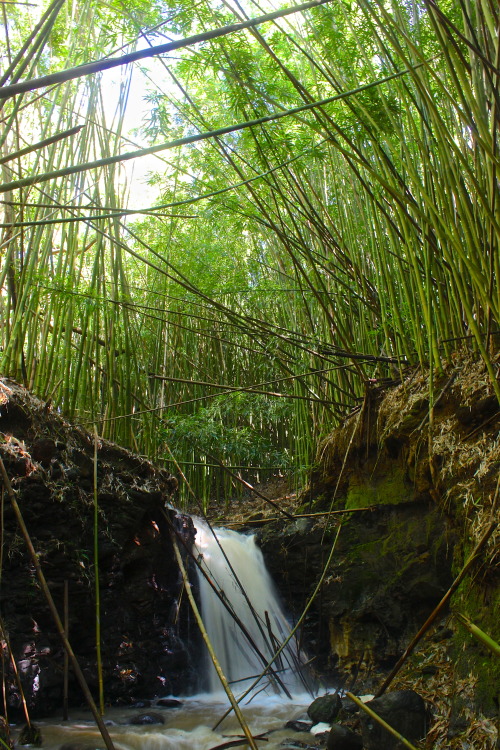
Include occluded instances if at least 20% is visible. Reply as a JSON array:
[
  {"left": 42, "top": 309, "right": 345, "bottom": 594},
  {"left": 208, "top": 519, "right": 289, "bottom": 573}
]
[{"left": 15, "top": 692, "right": 317, "bottom": 750}]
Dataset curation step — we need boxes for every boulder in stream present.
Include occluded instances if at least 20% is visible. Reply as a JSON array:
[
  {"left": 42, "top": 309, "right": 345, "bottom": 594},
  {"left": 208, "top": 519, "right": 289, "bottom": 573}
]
[
  {"left": 359, "top": 689, "right": 428, "bottom": 749},
  {"left": 326, "top": 724, "right": 363, "bottom": 750},
  {"left": 307, "top": 693, "right": 342, "bottom": 723}
]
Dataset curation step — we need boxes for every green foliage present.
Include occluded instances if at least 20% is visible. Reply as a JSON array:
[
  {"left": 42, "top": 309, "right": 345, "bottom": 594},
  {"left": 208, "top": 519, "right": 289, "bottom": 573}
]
[{"left": 161, "top": 392, "right": 293, "bottom": 504}]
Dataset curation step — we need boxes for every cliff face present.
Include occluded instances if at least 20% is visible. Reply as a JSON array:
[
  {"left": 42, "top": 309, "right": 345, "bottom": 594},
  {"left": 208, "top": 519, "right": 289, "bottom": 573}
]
[
  {"left": 0, "top": 380, "right": 199, "bottom": 718},
  {"left": 258, "top": 356, "right": 499, "bottom": 709}
]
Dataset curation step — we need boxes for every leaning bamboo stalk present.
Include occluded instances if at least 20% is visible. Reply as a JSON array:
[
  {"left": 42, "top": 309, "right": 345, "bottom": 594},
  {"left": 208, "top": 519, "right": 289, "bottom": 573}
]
[
  {"left": 169, "top": 530, "right": 259, "bottom": 750},
  {"left": 0, "top": 456, "right": 116, "bottom": 750},
  {"left": 0, "top": 0, "right": 334, "bottom": 100},
  {"left": 169, "top": 514, "right": 291, "bottom": 697},
  {"left": 345, "top": 692, "right": 419, "bottom": 750},
  {"left": 0, "top": 61, "right": 434, "bottom": 195}
]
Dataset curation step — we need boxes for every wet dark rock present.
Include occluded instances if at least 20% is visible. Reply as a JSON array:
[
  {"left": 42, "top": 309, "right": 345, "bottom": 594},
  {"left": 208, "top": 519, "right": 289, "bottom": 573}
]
[
  {"left": 18, "top": 723, "right": 42, "bottom": 746},
  {"left": 128, "top": 712, "right": 165, "bottom": 725},
  {"left": 156, "top": 698, "right": 183, "bottom": 708},
  {"left": 326, "top": 724, "right": 363, "bottom": 750},
  {"left": 360, "top": 690, "right": 428, "bottom": 750},
  {"left": 279, "top": 741, "right": 315, "bottom": 750},
  {"left": 131, "top": 700, "right": 151, "bottom": 708},
  {"left": 307, "top": 693, "right": 342, "bottom": 723},
  {"left": 284, "top": 720, "right": 313, "bottom": 733},
  {"left": 259, "top": 494, "right": 454, "bottom": 689}
]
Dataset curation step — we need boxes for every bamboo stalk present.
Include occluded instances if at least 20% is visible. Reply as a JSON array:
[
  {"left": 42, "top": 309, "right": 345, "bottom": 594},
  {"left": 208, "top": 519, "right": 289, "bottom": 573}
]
[
  {"left": 455, "top": 613, "right": 500, "bottom": 658},
  {"left": 0, "top": 0, "right": 335, "bottom": 100},
  {"left": 63, "top": 580, "right": 68, "bottom": 721},
  {"left": 0, "top": 61, "right": 434, "bottom": 195}
]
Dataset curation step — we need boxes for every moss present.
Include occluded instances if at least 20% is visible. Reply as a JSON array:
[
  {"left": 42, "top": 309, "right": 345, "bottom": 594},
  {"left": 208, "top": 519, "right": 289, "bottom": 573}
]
[
  {"left": 452, "top": 578, "right": 500, "bottom": 713},
  {"left": 345, "top": 464, "right": 411, "bottom": 509}
]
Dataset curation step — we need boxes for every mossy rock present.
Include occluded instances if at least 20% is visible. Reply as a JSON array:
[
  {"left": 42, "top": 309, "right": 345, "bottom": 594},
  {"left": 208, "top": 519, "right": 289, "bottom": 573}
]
[{"left": 345, "top": 464, "right": 412, "bottom": 510}]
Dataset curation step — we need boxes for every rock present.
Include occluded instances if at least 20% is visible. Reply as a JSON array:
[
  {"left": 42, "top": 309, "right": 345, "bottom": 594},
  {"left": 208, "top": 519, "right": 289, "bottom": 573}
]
[
  {"left": 360, "top": 690, "right": 428, "bottom": 750},
  {"left": 327, "top": 724, "right": 363, "bottom": 750},
  {"left": 307, "top": 693, "right": 342, "bottom": 723},
  {"left": 128, "top": 712, "right": 165, "bottom": 725},
  {"left": 284, "top": 720, "right": 313, "bottom": 733},
  {"left": 18, "top": 724, "right": 42, "bottom": 746},
  {"left": 156, "top": 698, "right": 183, "bottom": 708}
]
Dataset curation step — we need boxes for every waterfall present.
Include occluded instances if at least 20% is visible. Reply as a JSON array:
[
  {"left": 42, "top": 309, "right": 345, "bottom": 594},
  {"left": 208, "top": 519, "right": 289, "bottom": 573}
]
[{"left": 193, "top": 518, "right": 307, "bottom": 697}]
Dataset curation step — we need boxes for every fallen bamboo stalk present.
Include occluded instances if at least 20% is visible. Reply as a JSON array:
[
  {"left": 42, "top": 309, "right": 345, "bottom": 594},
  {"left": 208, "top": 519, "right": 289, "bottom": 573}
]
[
  {"left": 223, "top": 506, "right": 376, "bottom": 526},
  {"left": 170, "top": 530, "right": 260, "bottom": 750},
  {"left": 375, "top": 518, "right": 497, "bottom": 697},
  {"left": 0, "top": 456, "right": 116, "bottom": 750},
  {"left": 345, "top": 692, "right": 419, "bottom": 750}
]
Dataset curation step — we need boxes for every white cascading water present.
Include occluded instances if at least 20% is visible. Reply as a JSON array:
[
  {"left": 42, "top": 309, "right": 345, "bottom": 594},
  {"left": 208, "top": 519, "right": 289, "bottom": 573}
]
[{"left": 193, "top": 518, "right": 306, "bottom": 697}]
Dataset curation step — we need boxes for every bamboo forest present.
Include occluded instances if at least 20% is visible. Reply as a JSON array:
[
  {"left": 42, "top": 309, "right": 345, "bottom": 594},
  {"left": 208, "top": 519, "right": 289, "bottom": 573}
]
[{"left": 0, "top": 0, "right": 498, "bottom": 749}]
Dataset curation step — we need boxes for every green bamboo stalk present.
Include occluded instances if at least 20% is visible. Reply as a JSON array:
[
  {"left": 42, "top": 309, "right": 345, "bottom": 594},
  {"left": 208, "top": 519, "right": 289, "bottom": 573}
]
[
  {"left": 0, "top": 0, "right": 335, "bottom": 100},
  {"left": 93, "top": 428, "right": 104, "bottom": 714},
  {"left": 456, "top": 613, "right": 500, "bottom": 658},
  {"left": 0, "top": 61, "right": 435, "bottom": 195}
]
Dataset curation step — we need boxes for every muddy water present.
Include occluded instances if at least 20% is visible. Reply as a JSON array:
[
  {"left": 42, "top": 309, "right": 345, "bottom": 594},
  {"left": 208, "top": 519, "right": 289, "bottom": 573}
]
[{"left": 19, "top": 693, "right": 316, "bottom": 750}]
